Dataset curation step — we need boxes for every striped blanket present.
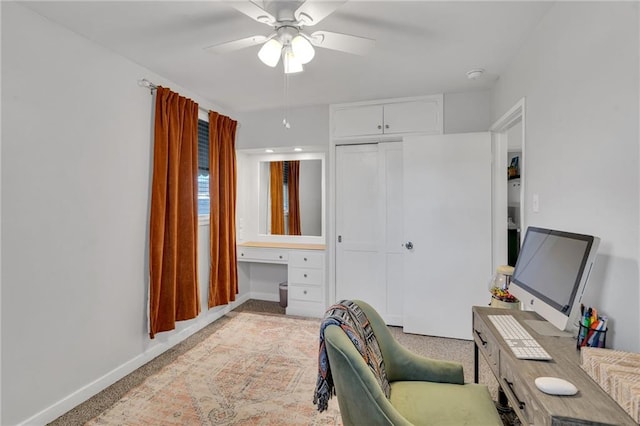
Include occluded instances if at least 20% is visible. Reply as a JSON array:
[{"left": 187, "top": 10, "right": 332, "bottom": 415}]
[{"left": 313, "top": 300, "right": 390, "bottom": 412}]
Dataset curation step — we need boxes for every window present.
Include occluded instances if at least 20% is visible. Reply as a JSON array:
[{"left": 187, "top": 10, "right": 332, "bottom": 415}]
[{"left": 197, "top": 119, "right": 210, "bottom": 215}]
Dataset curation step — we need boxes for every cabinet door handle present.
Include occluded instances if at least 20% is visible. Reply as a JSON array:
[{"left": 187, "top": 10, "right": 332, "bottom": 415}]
[
  {"left": 304, "top": 274, "right": 308, "bottom": 278},
  {"left": 503, "top": 378, "right": 525, "bottom": 410},
  {"left": 279, "top": 255, "right": 283, "bottom": 259},
  {"left": 474, "top": 329, "right": 487, "bottom": 346},
  {"left": 303, "top": 290, "right": 308, "bottom": 295},
  {"left": 377, "top": 124, "right": 382, "bottom": 130},
  {"left": 304, "top": 257, "right": 307, "bottom": 261},
  {"left": 385, "top": 124, "right": 390, "bottom": 129}
]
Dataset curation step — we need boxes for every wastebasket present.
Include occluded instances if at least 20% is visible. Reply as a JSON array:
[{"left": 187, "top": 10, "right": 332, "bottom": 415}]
[{"left": 279, "top": 282, "right": 288, "bottom": 308}]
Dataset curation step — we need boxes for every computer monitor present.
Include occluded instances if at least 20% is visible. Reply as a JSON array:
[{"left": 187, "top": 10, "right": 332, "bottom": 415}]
[{"left": 509, "top": 226, "right": 600, "bottom": 334}]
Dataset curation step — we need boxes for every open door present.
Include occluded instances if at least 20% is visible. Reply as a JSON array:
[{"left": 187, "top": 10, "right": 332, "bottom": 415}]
[{"left": 402, "top": 133, "right": 492, "bottom": 339}]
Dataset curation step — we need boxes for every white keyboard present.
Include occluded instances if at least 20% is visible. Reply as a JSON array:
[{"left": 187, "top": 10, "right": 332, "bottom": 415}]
[{"left": 488, "top": 314, "right": 552, "bottom": 361}]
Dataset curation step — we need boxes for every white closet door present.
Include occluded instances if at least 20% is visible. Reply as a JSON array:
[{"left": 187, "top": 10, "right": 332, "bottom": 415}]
[
  {"left": 402, "top": 133, "right": 492, "bottom": 339},
  {"left": 335, "top": 143, "right": 403, "bottom": 325},
  {"left": 379, "top": 143, "right": 404, "bottom": 325},
  {"left": 336, "top": 144, "right": 383, "bottom": 312}
]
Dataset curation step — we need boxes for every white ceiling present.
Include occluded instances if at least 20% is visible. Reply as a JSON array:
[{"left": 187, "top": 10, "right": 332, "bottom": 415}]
[{"left": 22, "top": 1, "right": 553, "bottom": 112}]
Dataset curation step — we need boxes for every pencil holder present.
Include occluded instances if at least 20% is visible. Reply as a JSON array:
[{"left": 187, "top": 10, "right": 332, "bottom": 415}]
[{"left": 577, "top": 323, "right": 608, "bottom": 349}]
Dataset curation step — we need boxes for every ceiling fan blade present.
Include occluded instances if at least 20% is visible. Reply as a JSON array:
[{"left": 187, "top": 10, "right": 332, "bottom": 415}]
[
  {"left": 309, "top": 30, "right": 375, "bottom": 55},
  {"left": 204, "top": 35, "right": 268, "bottom": 54},
  {"left": 295, "top": 0, "right": 348, "bottom": 26},
  {"left": 226, "top": 1, "right": 276, "bottom": 26}
]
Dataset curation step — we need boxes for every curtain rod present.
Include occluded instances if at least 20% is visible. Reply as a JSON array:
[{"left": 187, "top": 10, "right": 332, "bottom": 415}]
[
  {"left": 138, "top": 78, "right": 157, "bottom": 92},
  {"left": 138, "top": 78, "right": 215, "bottom": 115}
]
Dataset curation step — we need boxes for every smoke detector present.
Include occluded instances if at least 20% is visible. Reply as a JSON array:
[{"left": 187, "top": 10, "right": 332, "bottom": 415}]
[{"left": 466, "top": 68, "right": 485, "bottom": 80}]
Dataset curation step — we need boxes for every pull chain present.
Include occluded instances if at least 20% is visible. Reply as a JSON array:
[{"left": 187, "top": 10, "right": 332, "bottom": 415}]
[{"left": 283, "top": 72, "right": 291, "bottom": 129}]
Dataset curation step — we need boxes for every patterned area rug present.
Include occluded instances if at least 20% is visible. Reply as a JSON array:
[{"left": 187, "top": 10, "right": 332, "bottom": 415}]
[{"left": 86, "top": 312, "right": 341, "bottom": 425}]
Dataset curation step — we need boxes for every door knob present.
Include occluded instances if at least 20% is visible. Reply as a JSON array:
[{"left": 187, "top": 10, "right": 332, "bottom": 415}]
[{"left": 404, "top": 241, "right": 414, "bottom": 250}]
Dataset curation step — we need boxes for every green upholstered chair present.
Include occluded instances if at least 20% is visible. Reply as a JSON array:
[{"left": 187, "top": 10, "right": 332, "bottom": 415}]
[{"left": 324, "top": 300, "right": 502, "bottom": 426}]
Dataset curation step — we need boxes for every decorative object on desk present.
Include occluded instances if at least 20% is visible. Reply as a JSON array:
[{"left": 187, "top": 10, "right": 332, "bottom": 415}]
[
  {"left": 490, "top": 265, "right": 514, "bottom": 291},
  {"left": 581, "top": 348, "right": 640, "bottom": 423},
  {"left": 577, "top": 304, "right": 608, "bottom": 348},
  {"left": 489, "top": 265, "right": 520, "bottom": 309}
]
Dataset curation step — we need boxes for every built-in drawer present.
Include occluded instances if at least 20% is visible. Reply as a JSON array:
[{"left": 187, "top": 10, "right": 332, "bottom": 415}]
[
  {"left": 289, "top": 251, "right": 324, "bottom": 268},
  {"left": 289, "top": 284, "right": 323, "bottom": 302},
  {"left": 500, "top": 355, "right": 544, "bottom": 425},
  {"left": 237, "top": 247, "right": 288, "bottom": 263},
  {"left": 287, "top": 300, "right": 325, "bottom": 318},
  {"left": 289, "top": 267, "right": 322, "bottom": 286},
  {"left": 472, "top": 312, "right": 499, "bottom": 377}
]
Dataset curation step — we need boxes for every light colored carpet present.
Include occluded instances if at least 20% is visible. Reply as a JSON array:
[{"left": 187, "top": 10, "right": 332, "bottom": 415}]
[{"left": 50, "top": 300, "right": 508, "bottom": 425}]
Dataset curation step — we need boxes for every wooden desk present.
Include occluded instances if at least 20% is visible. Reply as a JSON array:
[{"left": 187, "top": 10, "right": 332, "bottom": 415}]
[{"left": 472, "top": 306, "right": 636, "bottom": 425}]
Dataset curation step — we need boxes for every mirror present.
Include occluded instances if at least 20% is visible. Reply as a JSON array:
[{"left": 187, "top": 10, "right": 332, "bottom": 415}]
[{"left": 259, "top": 159, "right": 323, "bottom": 236}]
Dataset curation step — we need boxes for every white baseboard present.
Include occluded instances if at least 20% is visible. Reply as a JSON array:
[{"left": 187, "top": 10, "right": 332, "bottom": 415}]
[
  {"left": 250, "top": 291, "right": 280, "bottom": 303},
  {"left": 19, "top": 293, "right": 251, "bottom": 426}
]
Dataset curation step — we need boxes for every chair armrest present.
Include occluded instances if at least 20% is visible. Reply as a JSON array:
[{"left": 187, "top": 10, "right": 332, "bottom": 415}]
[{"left": 384, "top": 342, "right": 465, "bottom": 384}]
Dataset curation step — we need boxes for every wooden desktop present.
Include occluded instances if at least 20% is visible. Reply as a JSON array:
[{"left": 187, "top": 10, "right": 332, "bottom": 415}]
[{"left": 472, "top": 306, "right": 636, "bottom": 425}]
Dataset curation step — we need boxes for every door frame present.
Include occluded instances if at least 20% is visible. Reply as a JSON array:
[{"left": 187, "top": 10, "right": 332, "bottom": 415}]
[{"left": 490, "top": 97, "right": 526, "bottom": 271}]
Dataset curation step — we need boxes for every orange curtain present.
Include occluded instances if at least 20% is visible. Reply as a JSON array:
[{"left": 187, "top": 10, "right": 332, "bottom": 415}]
[
  {"left": 208, "top": 111, "right": 239, "bottom": 308},
  {"left": 288, "top": 160, "right": 302, "bottom": 235},
  {"left": 270, "top": 161, "right": 285, "bottom": 235},
  {"left": 149, "top": 87, "right": 200, "bottom": 339}
]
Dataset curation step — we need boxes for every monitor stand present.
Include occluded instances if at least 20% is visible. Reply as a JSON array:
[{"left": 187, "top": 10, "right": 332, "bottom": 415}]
[{"left": 524, "top": 319, "right": 574, "bottom": 337}]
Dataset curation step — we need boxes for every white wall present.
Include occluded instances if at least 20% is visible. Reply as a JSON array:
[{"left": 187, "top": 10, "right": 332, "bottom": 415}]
[
  {"left": 236, "top": 91, "right": 493, "bottom": 151},
  {"left": 444, "top": 90, "right": 492, "bottom": 134},
  {"left": 492, "top": 2, "right": 639, "bottom": 351},
  {"left": 1, "top": 4, "right": 248, "bottom": 425},
  {"left": 236, "top": 105, "right": 330, "bottom": 150}
]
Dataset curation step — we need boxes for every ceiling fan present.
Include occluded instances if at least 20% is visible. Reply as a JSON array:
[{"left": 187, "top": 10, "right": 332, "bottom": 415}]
[{"left": 204, "top": 0, "right": 375, "bottom": 73}]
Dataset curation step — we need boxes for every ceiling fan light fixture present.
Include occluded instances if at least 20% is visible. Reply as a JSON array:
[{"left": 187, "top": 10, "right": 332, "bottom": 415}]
[
  {"left": 283, "top": 48, "right": 303, "bottom": 74},
  {"left": 258, "top": 38, "right": 283, "bottom": 67},
  {"left": 291, "top": 35, "right": 315, "bottom": 64}
]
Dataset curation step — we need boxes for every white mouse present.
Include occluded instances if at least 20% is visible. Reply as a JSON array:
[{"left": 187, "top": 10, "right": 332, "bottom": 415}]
[{"left": 535, "top": 377, "right": 578, "bottom": 396}]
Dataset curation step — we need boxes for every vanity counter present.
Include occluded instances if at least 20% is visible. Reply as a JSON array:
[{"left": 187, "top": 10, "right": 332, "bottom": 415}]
[
  {"left": 236, "top": 242, "right": 326, "bottom": 318},
  {"left": 237, "top": 241, "right": 326, "bottom": 251}
]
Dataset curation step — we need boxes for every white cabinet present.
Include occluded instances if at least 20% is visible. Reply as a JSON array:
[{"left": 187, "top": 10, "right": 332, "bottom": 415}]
[
  {"left": 237, "top": 246, "right": 288, "bottom": 263},
  {"left": 332, "top": 104, "right": 382, "bottom": 137},
  {"left": 287, "top": 250, "right": 325, "bottom": 318},
  {"left": 331, "top": 95, "right": 443, "bottom": 139},
  {"left": 237, "top": 243, "right": 326, "bottom": 318}
]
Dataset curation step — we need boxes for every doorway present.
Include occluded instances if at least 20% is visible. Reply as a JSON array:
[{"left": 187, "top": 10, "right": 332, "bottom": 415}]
[
  {"left": 507, "top": 121, "right": 522, "bottom": 265},
  {"left": 490, "top": 98, "right": 526, "bottom": 270}
]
